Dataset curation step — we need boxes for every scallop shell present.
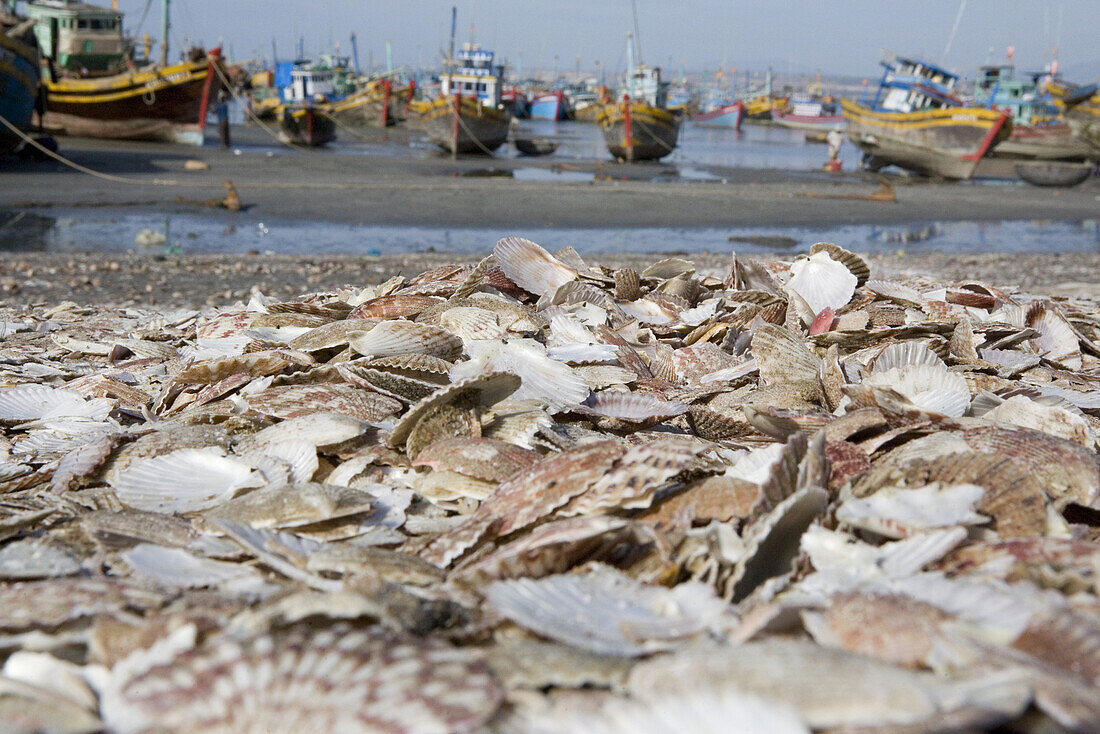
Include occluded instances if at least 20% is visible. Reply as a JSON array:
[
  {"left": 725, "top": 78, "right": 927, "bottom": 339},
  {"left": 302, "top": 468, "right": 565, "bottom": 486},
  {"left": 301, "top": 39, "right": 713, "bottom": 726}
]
[
  {"left": 613, "top": 268, "right": 642, "bottom": 301},
  {"left": 348, "top": 320, "right": 463, "bottom": 361},
  {"left": 1029, "top": 306, "right": 1082, "bottom": 369},
  {"left": 347, "top": 294, "right": 441, "bottom": 320},
  {"left": 286, "top": 320, "right": 378, "bottom": 352},
  {"left": 0, "top": 537, "right": 81, "bottom": 579},
  {"left": 787, "top": 251, "right": 857, "bottom": 316},
  {"left": 871, "top": 340, "right": 945, "bottom": 373},
  {"left": 751, "top": 323, "right": 821, "bottom": 388},
  {"left": 121, "top": 544, "right": 262, "bottom": 590},
  {"left": 439, "top": 306, "right": 505, "bottom": 345},
  {"left": 365, "top": 353, "right": 454, "bottom": 375},
  {"left": 836, "top": 482, "right": 988, "bottom": 539},
  {"left": 176, "top": 352, "right": 294, "bottom": 385},
  {"left": 234, "top": 413, "right": 367, "bottom": 453},
  {"left": 809, "top": 242, "right": 870, "bottom": 286},
  {"left": 411, "top": 437, "right": 540, "bottom": 482},
  {"left": 97, "top": 625, "right": 503, "bottom": 734},
  {"left": 245, "top": 384, "right": 402, "bottom": 422},
  {"left": 494, "top": 236, "right": 578, "bottom": 297},
  {"left": 983, "top": 395, "right": 1092, "bottom": 446},
  {"left": 388, "top": 372, "right": 521, "bottom": 449},
  {"left": 485, "top": 564, "right": 729, "bottom": 656},
  {"left": 451, "top": 340, "right": 589, "bottom": 410},
  {"left": 0, "top": 385, "right": 113, "bottom": 423},
  {"left": 642, "top": 258, "right": 696, "bottom": 280},
  {"left": 204, "top": 483, "right": 373, "bottom": 529},
  {"left": 575, "top": 391, "right": 688, "bottom": 422},
  {"left": 863, "top": 363, "right": 971, "bottom": 417},
  {"left": 109, "top": 448, "right": 260, "bottom": 514}
]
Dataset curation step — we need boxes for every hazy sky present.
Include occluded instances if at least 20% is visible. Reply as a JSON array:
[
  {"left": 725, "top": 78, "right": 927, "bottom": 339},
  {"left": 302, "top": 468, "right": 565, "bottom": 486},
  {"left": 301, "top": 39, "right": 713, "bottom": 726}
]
[{"left": 121, "top": 0, "right": 1097, "bottom": 79}]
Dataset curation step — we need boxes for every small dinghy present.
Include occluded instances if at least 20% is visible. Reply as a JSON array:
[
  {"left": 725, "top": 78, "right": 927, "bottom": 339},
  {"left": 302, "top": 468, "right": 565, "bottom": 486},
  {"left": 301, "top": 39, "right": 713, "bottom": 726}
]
[
  {"left": 1015, "top": 161, "right": 1095, "bottom": 188},
  {"left": 514, "top": 138, "right": 558, "bottom": 156}
]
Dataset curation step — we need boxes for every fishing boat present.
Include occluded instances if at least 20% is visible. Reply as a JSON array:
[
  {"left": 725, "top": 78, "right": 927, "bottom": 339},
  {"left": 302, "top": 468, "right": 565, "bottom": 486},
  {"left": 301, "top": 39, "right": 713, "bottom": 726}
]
[
  {"left": 842, "top": 55, "right": 1011, "bottom": 179},
  {"left": 1047, "top": 80, "right": 1100, "bottom": 159},
  {"left": 771, "top": 93, "right": 843, "bottom": 132},
  {"left": 739, "top": 68, "right": 787, "bottom": 121},
  {"left": 26, "top": 0, "right": 222, "bottom": 145},
  {"left": 693, "top": 85, "right": 743, "bottom": 129},
  {"left": 595, "top": 31, "right": 680, "bottom": 162},
  {"left": 528, "top": 89, "right": 567, "bottom": 120},
  {"left": 323, "top": 78, "right": 414, "bottom": 127},
  {"left": 277, "top": 103, "right": 335, "bottom": 146},
  {"left": 1015, "top": 160, "right": 1095, "bottom": 187},
  {"left": 420, "top": 40, "right": 510, "bottom": 155},
  {"left": 0, "top": 2, "right": 40, "bottom": 154},
  {"left": 974, "top": 65, "right": 1090, "bottom": 160}
]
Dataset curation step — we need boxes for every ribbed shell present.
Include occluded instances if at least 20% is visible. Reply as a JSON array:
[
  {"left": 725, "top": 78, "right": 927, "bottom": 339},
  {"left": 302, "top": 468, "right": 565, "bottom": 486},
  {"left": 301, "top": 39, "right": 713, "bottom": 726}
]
[
  {"left": 110, "top": 448, "right": 258, "bottom": 514},
  {"left": 388, "top": 372, "right": 522, "bottom": 448},
  {"left": 347, "top": 294, "right": 442, "bottom": 320},
  {"left": 176, "top": 352, "right": 293, "bottom": 385},
  {"left": 494, "top": 236, "right": 578, "bottom": 296},
  {"left": 809, "top": 242, "right": 871, "bottom": 286},
  {"left": 575, "top": 391, "right": 688, "bottom": 422},
  {"left": 751, "top": 323, "right": 821, "bottom": 387},
  {"left": 348, "top": 320, "right": 464, "bottom": 361},
  {"left": 0, "top": 385, "right": 113, "bottom": 422},
  {"left": 245, "top": 384, "right": 402, "bottom": 422},
  {"left": 787, "top": 251, "right": 857, "bottom": 316},
  {"left": 439, "top": 306, "right": 505, "bottom": 345}
]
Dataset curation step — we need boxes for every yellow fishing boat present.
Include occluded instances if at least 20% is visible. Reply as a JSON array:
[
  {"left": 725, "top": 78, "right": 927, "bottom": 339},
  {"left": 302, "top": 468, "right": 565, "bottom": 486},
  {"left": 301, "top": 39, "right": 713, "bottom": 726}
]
[
  {"left": 321, "top": 79, "right": 415, "bottom": 128},
  {"left": 596, "top": 97, "right": 681, "bottom": 162},
  {"left": 420, "top": 94, "right": 509, "bottom": 155},
  {"left": 1047, "top": 80, "right": 1100, "bottom": 159}
]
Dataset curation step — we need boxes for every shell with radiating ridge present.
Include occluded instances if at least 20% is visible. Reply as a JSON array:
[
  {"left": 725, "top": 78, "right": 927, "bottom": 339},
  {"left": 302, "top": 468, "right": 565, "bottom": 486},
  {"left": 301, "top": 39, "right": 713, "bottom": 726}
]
[
  {"left": 809, "top": 242, "right": 870, "bottom": 286},
  {"left": 1029, "top": 306, "right": 1082, "bottom": 369},
  {"left": 0, "top": 385, "right": 114, "bottom": 422},
  {"left": 642, "top": 258, "right": 696, "bottom": 280},
  {"left": 347, "top": 320, "right": 463, "bottom": 361},
  {"left": 493, "top": 236, "right": 578, "bottom": 297},
  {"left": 484, "top": 564, "right": 729, "bottom": 656},
  {"left": 865, "top": 279, "right": 925, "bottom": 307},
  {"left": 286, "top": 320, "right": 378, "bottom": 353},
  {"left": 863, "top": 363, "right": 971, "bottom": 417},
  {"left": 347, "top": 294, "right": 442, "bottom": 320},
  {"left": 575, "top": 391, "right": 688, "bottom": 422},
  {"left": 786, "top": 251, "right": 858, "bottom": 316},
  {"left": 411, "top": 437, "right": 540, "bottom": 482},
  {"left": 387, "top": 372, "right": 522, "bottom": 449},
  {"left": 983, "top": 395, "right": 1092, "bottom": 446},
  {"left": 871, "top": 340, "right": 945, "bottom": 373},
  {"left": 835, "top": 482, "right": 989, "bottom": 539},
  {"left": 245, "top": 384, "right": 402, "bottom": 422},
  {"left": 439, "top": 306, "right": 506, "bottom": 346},
  {"left": 96, "top": 624, "right": 503, "bottom": 734},
  {"left": 121, "top": 544, "right": 262, "bottom": 590},
  {"left": 613, "top": 268, "right": 642, "bottom": 300},
  {"left": 672, "top": 342, "right": 737, "bottom": 382},
  {"left": 109, "top": 448, "right": 259, "bottom": 514},
  {"left": 751, "top": 323, "right": 822, "bottom": 388},
  {"left": 450, "top": 340, "right": 590, "bottom": 411}
]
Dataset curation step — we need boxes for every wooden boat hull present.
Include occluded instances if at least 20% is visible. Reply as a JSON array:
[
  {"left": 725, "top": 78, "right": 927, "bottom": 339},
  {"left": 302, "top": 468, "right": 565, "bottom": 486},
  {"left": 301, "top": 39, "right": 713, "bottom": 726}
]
[
  {"left": 1047, "top": 81, "right": 1100, "bottom": 159},
  {"left": 420, "top": 96, "right": 510, "bottom": 155},
  {"left": 596, "top": 101, "right": 681, "bottom": 161},
  {"left": 321, "top": 81, "right": 414, "bottom": 128},
  {"left": 514, "top": 138, "right": 557, "bottom": 156},
  {"left": 992, "top": 121, "right": 1092, "bottom": 160},
  {"left": 841, "top": 98, "right": 1011, "bottom": 179},
  {"left": 528, "top": 91, "right": 566, "bottom": 120},
  {"left": 771, "top": 111, "right": 844, "bottom": 132},
  {"left": 278, "top": 106, "right": 336, "bottom": 146},
  {"left": 0, "top": 26, "right": 40, "bottom": 154},
  {"left": 692, "top": 102, "right": 744, "bottom": 129},
  {"left": 40, "top": 55, "right": 220, "bottom": 145},
  {"left": 1015, "top": 161, "right": 1095, "bottom": 187},
  {"left": 571, "top": 101, "right": 601, "bottom": 123}
]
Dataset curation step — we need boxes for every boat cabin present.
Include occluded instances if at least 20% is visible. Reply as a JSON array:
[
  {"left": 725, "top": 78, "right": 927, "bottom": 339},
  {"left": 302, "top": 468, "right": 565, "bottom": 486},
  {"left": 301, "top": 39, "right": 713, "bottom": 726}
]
[
  {"left": 440, "top": 42, "right": 502, "bottom": 106},
  {"left": 285, "top": 61, "right": 336, "bottom": 104},
  {"left": 25, "top": 0, "right": 126, "bottom": 75},
  {"left": 868, "top": 55, "right": 963, "bottom": 113},
  {"left": 974, "top": 65, "right": 1059, "bottom": 125},
  {"left": 625, "top": 63, "right": 667, "bottom": 107}
]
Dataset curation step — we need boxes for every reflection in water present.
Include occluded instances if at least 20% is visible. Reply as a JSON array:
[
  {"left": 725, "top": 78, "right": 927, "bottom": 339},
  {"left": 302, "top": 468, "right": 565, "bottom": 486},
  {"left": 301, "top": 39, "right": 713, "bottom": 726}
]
[{"left": 0, "top": 209, "right": 1097, "bottom": 256}]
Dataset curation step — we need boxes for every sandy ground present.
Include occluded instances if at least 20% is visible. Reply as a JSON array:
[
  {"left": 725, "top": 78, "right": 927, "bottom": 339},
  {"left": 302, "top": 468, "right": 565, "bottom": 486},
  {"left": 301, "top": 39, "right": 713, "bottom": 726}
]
[{"left": 1, "top": 128, "right": 1098, "bottom": 309}]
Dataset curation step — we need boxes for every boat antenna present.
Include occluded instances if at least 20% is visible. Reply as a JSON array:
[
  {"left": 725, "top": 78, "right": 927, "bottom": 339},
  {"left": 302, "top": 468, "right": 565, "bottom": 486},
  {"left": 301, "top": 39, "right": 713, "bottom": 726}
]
[
  {"left": 942, "top": 0, "right": 966, "bottom": 63},
  {"left": 630, "top": 0, "right": 643, "bottom": 64}
]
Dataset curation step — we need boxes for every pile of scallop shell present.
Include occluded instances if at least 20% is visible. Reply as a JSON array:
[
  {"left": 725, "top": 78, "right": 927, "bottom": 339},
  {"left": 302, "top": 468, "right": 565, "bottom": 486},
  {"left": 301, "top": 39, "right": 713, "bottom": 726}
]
[{"left": 1, "top": 236, "right": 1098, "bottom": 733}]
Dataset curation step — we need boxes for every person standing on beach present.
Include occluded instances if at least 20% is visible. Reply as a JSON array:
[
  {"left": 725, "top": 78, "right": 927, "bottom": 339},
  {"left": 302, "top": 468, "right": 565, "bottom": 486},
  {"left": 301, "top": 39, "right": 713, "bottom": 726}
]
[{"left": 216, "top": 89, "right": 231, "bottom": 149}]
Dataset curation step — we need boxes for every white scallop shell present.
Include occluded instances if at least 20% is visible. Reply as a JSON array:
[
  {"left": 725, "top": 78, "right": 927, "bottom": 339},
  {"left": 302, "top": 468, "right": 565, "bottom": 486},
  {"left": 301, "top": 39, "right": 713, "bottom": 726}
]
[
  {"left": 618, "top": 298, "right": 679, "bottom": 326},
  {"left": 979, "top": 348, "right": 1041, "bottom": 375},
  {"left": 786, "top": 252, "right": 857, "bottom": 316},
  {"left": 494, "top": 236, "right": 578, "bottom": 296},
  {"left": 452, "top": 340, "right": 589, "bottom": 411},
  {"left": 122, "top": 544, "right": 263, "bottom": 589},
  {"left": 485, "top": 564, "right": 730, "bottom": 656},
  {"left": 863, "top": 363, "right": 970, "bottom": 417},
  {"left": 0, "top": 385, "right": 113, "bottom": 422},
  {"left": 576, "top": 391, "right": 688, "bottom": 421},
  {"left": 239, "top": 440, "right": 319, "bottom": 486},
  {"left": 1030, "top": 308, "right": 1081, "bottom": 369},
  {"left": 983, "top": 395, "right": 1092, "bottom": 446},
  {"left": 110, "top": 448, "right": 259, "bottom": 514},
  {"left": 546, "top": 343, "right": 620, "bottom": 364},
  {"left": 836, "top": 483, "right": 988, "bottom": 539},
  {"left": 548, "top": 314, "right": 598, "bottom": 346},
  {"left": 439, "top": 306, "right": 505, "bottom": 346},
  {"left": 872, "top": 341, "right": 945, "bottom": 373},
  {"left": 348, "top": 320, "right": 464, "bottom": 361},
  {"left": 235, "top": 413, "right": 367, "bottom": 453},
  {"left": 0, "top": 538, "right": 81, "bottom": 579},
  {"left": 865, "top": 279, "right": 925, "bottom": 307}
]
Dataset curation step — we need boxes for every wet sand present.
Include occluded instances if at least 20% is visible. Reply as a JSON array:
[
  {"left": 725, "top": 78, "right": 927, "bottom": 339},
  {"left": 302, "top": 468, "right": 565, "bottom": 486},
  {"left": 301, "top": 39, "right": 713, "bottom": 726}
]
[
  {"left": 1, "top": 127, "right": 1098, "bottom": 309},
  {"left": 1, "top": 126, "right": 1097, "bottom": 229}
]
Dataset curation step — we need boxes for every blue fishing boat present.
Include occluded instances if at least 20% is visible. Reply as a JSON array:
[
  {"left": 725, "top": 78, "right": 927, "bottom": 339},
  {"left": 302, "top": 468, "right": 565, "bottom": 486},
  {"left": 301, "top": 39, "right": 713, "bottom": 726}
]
[
  {"left": 974, "top": 65, "right": 1090, "bottom": 160},
  {"left": 528, "top": 90, "right": 567, "bottom": 120},
  {"left": 692, "top": 87, "right": 743, "bottom": 129},
  {"left": 843, "top": 55, "right": 1010, "bottom": 179},
  {"left": 0, "top": 2, "right": 40, "bottom": 154}
]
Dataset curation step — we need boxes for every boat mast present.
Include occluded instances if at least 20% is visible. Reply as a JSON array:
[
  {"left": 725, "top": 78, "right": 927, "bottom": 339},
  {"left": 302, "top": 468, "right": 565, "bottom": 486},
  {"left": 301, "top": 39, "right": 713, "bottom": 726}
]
[
  {"left": 630, "top": 0, "right": 643, "bottom": 66},
  {"left": 625, "top": 32, "right": 635, "bottom": 98},
  {"left": 350, "top": 33, "right": 360, "bottom": 75},
  {"left": 160, "top": 0, "right": 170, "bottom": 66}
]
